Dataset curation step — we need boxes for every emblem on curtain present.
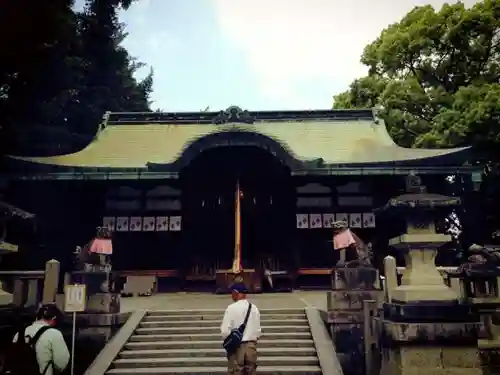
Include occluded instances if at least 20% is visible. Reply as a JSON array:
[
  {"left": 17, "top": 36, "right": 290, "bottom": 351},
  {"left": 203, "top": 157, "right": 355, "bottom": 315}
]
[
  {"left": 169, "top": 216, "right": 182, "bottom": 231},
  {"left": 143, "top": 217, "right": 155, "bottom": 231},
  {"left": 155, "top": 216, "right": 168, "bottom": 231},
  {"left": 116, "top": 217, "right": 129, "bottom": 232},
  {"left": 102, "top": 217, "right": 116, "bottom": 231}
]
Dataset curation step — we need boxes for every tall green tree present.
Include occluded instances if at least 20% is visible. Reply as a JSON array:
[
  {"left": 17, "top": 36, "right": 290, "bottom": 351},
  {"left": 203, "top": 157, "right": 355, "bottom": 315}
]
[
  {"left": 68, "top": 0, "right": 153, "bottom": 135},
  {"left": 333, "top": 0, "right": 500, "bottom": 150},
  {"left": 0, "top": 0, "right": 154, "bottom": 155},
  {"left": 0, "top": 0, "right": 80, "bottom": 151}
]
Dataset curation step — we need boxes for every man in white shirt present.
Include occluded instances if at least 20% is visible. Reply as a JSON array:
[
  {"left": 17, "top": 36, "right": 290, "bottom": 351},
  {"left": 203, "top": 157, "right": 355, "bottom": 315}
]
[
  {"left": 12, "top": 304, "right": 70, "bottom": 375},
  {"left": 220, "top": 282, "right": 261, "bottom": 375}
]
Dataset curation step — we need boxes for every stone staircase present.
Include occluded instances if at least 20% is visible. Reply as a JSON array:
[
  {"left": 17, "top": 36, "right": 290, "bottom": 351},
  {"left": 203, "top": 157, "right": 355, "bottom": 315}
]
[{"left": 106, "top": 308, "right": 322, "bottom": 374}]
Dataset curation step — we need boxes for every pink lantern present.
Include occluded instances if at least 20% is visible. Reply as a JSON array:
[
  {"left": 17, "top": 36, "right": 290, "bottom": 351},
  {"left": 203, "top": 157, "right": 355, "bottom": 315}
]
[
  {"left": 89, "top": 238, "right": 113, "bottom": 255},
  {"left": 333, "top": 228, "right": 356, "bottom": 250}
]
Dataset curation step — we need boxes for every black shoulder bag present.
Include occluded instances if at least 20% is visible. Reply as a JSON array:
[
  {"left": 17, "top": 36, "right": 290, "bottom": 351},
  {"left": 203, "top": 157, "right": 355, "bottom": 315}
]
[{"left": 222, "top": 302, "right": 252, "bottom": 356}]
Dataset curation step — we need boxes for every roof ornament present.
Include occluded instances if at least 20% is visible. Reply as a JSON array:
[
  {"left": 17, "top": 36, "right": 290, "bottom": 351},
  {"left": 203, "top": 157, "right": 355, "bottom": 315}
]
[
  {"left": 405, "top": 171, "right": 426, "bottom": 193},
  {"left": 212, "top": 106, "right": 255, "bottom": 125}
]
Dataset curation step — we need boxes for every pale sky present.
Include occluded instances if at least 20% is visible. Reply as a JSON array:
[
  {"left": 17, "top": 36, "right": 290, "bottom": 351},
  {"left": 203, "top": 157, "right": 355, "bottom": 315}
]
[{"left": 76, "top": 0, "right": 478, "bottom": 111}]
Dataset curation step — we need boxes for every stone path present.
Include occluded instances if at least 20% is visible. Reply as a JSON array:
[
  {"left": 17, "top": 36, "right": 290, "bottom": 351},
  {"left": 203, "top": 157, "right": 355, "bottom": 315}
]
[{"left": 120, "top": 291, "right": 327, "bottom": 312}]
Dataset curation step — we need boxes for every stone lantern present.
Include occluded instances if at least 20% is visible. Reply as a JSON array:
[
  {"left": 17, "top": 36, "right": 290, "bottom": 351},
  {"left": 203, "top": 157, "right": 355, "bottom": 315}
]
[
  {"left": 376, "top": 176, "right": 483, "bottom": 375},
  {"left": 0, "top": 201, "right": 35, "bottom": 305},
  {"left": 377, "top": 175, "right": 461, "bottom": 312},
  {"left": 377, "top": 192, "right": 461, "bottom": 303}
]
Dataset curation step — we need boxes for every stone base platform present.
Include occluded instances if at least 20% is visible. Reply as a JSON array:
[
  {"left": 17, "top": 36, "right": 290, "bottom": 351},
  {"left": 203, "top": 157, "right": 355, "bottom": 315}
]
[
  {"left": 383, "top": 301, "right": 475, "bottom": 323},
  {"left": 378, "top": 318, "right": 483, "bottom": 375}
]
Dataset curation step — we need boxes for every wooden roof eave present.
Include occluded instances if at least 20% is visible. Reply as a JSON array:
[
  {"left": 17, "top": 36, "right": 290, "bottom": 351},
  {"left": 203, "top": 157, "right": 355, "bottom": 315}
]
[
  {"left": 5, "top": 141, "right": 474, "bottom": 170},
  {"left": 0, "top": 241, "right": 19, "bottom": 254},
  {"left": 4, "top": 164, "right": 483, "bottom": 181},
  {"left": 0, "top": 201, "right": 35, "bottom": 220}
]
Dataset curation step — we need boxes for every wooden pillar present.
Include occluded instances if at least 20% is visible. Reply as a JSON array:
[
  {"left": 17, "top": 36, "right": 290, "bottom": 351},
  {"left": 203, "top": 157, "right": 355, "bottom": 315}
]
[{"left": 43, "top": 259, "right": 60, "bottom": 304}]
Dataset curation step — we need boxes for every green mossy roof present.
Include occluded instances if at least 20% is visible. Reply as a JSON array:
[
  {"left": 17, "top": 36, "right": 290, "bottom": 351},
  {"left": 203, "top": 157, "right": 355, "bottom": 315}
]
[{"left": 8, "top": 111, "right": 469, "bottom": 169}]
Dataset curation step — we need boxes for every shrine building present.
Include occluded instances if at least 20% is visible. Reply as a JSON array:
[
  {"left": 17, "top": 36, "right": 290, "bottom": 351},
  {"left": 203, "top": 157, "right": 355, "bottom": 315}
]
[{"left": 1, "top": 107, "right": 482, "bottom": 290}]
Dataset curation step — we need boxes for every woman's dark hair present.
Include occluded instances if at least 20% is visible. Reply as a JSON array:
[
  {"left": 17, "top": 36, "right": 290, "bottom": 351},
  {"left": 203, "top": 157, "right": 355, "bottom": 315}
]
[{"left": 36, "top": 303, "right": 63, "bottom": 321}]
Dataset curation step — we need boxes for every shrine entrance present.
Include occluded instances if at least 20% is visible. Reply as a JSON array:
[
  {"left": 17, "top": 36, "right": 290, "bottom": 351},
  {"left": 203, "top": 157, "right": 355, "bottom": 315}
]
[{"left": 180, "top": 144, "right": 295, "bottom": 290}]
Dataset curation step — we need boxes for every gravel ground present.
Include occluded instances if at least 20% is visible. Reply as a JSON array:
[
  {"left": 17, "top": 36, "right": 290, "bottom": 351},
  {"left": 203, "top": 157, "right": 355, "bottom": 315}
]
[{"left": 120, "top": 290, "right": 328, "bottom": 312}]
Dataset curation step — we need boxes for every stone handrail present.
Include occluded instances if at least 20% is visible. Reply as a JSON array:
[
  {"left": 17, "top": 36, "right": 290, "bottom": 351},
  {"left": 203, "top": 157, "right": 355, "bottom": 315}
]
[
  {"left": 383, "top": 257, "right": 459, "bottom": 302},
  {"left": 0, "top": 259, "right": 60, "bottom": 307},
  {"left": 380, "top": 264, "right": 458, "bottom": 298},
  {"left": 0, "top": 271, "right": 45, "bottom": 276},
  {"left": 396, "top": 266, "right": 458, "bottom": 275},
  {"left": 305, "top": 307, "right": 344, "bottom": 375},
  {"left": 83, "top": 310, "right": 147, "bottom": 375}
]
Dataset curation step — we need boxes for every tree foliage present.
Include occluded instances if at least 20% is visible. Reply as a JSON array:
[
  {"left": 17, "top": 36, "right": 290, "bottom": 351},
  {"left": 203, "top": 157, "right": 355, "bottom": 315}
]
[
  {"left": 333, "top": 0, "right": 500, "bottom": 150},
  {"left": 0, "top": 0, "right": 153, "bottom": 155}
]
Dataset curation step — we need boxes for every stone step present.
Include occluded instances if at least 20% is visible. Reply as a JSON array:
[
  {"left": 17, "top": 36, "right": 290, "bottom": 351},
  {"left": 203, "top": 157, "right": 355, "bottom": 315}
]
[
  {"left": 135, "top": 325, "right": 310, "bottom": 335},
  {"left": 143, "top": 313, "right": 306, "bottom": 322},
  {"left": 106, "top": 365, "right": 322, "bottom": 374},
  {"left": 125, "top": 339, "right": 315, "bottom": 350},
  {"left": 146, "top": 308, "right": 305, "bottom": 316},
  {"left": 112, "top": 356, "right": 320, "bottom": 368},
  {"left": 139, "top": 319, "right": 309, "bottom": 328},
  {"left": 129, "top": 332, "right": 312, "bottom": 342},
  {"left": 119, "top": 347, "right": 317, "bottom": 359}
]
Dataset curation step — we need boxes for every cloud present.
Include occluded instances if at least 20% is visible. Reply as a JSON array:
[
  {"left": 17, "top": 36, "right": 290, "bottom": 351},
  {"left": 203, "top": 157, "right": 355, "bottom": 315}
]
[
  {"left": 119, "top": 1, "right": 179, "bottom": 76},
  {"left": 126, "top": 0, "right": 151, "bottom": 26},
  {"left": 213, "top": 0, "right": 479, "bottom": 104}
]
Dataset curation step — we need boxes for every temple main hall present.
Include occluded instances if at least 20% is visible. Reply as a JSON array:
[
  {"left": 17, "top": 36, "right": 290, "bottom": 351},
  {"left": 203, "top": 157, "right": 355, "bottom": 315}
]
[{"left": 1, "top": 107, "right": 481, "bottom": 291}]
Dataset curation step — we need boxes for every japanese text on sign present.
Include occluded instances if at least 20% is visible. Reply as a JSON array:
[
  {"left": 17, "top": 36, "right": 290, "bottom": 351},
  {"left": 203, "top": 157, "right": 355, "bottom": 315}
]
[{"left": 64, "top": 284, "right": 86, "bottom": 312}]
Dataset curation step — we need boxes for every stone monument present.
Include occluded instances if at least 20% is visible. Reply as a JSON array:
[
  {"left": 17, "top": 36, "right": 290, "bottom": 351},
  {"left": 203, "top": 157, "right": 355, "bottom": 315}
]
[
  {"left": 58, "top": 226, "right": 124, "bottom": 341},
  {"left": 375, "top": 174, "right": 482, "bottom": 375},
  {"left": 449, "top": 244, "right": 500, "bottom": 372},
  {"left": 328, "top": 221, "right": 381, "bottom": 375}
]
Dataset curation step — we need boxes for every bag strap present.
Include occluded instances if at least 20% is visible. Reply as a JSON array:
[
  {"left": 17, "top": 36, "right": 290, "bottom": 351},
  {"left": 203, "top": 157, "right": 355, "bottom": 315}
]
[
  {"left": 40, "top": 361, "right": 52, "bottom": 375},
  {"left": 29, "top": 326, "right": 54, "bottom": 375},
  {"left": 30, "top": 326, "right": 52, "bottom": 347},
  {"left": 241, "top": 302, "right": 252, "bottom": 329}
]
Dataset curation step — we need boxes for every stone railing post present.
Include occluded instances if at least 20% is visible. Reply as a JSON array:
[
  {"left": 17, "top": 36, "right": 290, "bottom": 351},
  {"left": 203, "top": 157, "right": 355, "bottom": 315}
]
[
  {"left": 26, "top": 279, "right": 39, "bottom": 306},
  {"left": 12, "top": 278, "right": 24, "bottom": 306},
  {"left": 43, "top": 259, "right": 60, "bottom": 304},
  {"left": 363, "top": 299, "right": 378, "bottom": 375},
  {"left": 328, "top": 267, "right": 381, "bottom": 375},
  {"left": 64, "top": 272, "right": 71, "bottom": 288},
  {"left": 383, "top": 256, "right": 397, "bottom": 303}
]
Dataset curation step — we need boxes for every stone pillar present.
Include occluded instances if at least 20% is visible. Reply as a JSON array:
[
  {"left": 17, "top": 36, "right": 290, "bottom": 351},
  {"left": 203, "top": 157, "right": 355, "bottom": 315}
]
[
  {"left": 383, "top": 256, "right": 397, "bottom": 303},
  {"left": 26, "top": 278, "right": 39, "bottom": 306},
  {"left": 43, "top": 259, "right": 60, "bottom": 304},
  {"left": 12, "top": 278, "right": 24, "bottom": 306},
  {"left": 328, "top": 267, "right": 382, "bottom": 375},
  {"left": 64, "top": 272, "right": 71, "bottom": 288}
]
